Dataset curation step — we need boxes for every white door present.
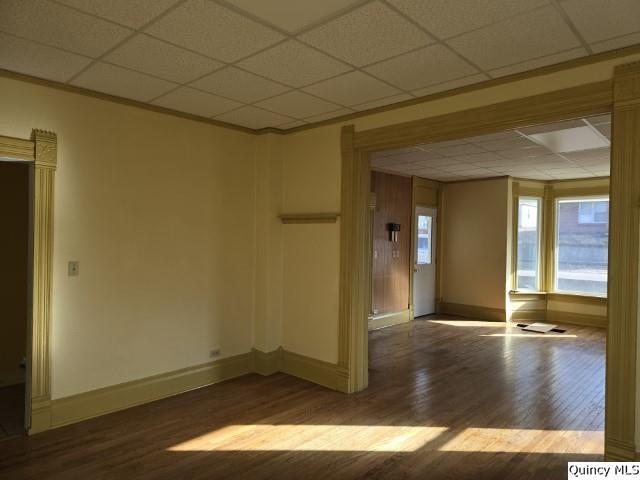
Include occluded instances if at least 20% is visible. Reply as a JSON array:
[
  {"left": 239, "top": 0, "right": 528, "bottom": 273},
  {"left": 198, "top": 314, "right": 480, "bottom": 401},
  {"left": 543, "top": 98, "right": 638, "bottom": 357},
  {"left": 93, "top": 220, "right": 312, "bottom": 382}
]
[{"left": 413, "top": 206, "right": 437, "bottom": 317}]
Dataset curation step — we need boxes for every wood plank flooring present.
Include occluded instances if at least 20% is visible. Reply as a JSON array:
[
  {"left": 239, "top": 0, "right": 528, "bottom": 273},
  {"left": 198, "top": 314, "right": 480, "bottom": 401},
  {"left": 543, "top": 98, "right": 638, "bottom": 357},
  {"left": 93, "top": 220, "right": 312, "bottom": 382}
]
[{"left": 0, "top": 317, "right": 605, "bottom": 479}]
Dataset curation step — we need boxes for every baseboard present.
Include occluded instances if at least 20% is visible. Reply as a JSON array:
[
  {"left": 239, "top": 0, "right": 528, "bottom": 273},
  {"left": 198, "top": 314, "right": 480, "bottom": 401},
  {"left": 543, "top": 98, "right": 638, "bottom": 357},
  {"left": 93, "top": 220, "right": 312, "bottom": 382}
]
[
  {"left": 509, "top": 309, "right": 546, "bottom": 322},
  {"left": 546, "top": 310, "right": 607, "bottom": 328},
  {"left": 437, "top": 302, "right": 506, "bottom": 322},
  {"left": 252, "top": 348, "right": 281, "bottom": 376},
  {"left": 280, "top": 349, "right": 340, "bottom": 391},
  {"left": 368, "top": 309, "right": 411, "bottom": 331},
  {"left": 605, "top": 437, "right": 636, "bottom": 461},
  {"left": 49, "top": 352, "right": 253, "bottom": 429}
]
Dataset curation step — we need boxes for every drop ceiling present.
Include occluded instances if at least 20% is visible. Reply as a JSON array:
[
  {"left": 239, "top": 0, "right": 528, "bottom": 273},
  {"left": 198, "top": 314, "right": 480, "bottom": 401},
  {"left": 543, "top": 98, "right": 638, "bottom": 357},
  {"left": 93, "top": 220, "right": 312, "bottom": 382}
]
[
  {"left": 371, "top": 114, "right": 611, "bottom": 182},
  {"left": 0, "top": 0, "right": 639, "bottom": 131}
]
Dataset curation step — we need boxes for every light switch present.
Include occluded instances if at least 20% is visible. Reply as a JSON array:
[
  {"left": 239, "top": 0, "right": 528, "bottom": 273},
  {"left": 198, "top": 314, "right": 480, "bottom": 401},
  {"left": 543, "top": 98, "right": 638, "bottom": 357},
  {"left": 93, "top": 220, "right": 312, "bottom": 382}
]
[{"left": 68, "top": 261, "right": 79, "bottom": 277}]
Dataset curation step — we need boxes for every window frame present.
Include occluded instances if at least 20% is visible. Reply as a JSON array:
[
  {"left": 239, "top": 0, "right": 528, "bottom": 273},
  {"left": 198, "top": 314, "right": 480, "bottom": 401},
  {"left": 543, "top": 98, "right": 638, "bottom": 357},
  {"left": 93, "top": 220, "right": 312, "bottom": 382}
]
[
  {"left": 515, "top": 195, "right": 543, "bottom": 292},
  {"left": 553, "top": 195, "right": 609, "bottom": 297}
]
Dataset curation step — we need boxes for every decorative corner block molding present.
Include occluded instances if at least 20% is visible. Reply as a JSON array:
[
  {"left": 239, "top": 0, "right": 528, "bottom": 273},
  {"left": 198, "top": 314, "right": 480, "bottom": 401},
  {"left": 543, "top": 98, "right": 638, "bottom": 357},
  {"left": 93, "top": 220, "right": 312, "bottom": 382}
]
[{"left": 278, "top": 213, "right": 340, "bottom": 224}]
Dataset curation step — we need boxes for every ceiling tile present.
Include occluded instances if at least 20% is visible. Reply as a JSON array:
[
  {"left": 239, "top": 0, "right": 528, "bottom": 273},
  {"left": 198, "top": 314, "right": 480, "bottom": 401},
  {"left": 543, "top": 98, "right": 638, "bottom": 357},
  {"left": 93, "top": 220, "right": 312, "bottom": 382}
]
[
  {"left": 55, "top": 0, "right": 180, "bottom": 29},
  {"left": 145, "top": 0, "right": 284, "bottom": 62},
  {"left": 475, "top": 136, "right": 539, "bottom": 151},
  {"left": 237, "top": 40, "right": 351, "bottom": 87},
  {"left": 304, "top": 108, "right": 354, "bottom": 123},
  {"left": 214, "top": 105, "right": 293, "bottom": 129},
  {"left": 560, "top": 0, "right": 640, "bottom": 43},
  {"left": 191, "top": 66, "right": 290, "bottom": 103},
  {"left": 488, "top": 48, "right": 587, "bottom": 78},
  {"left": 517, "top": 119, "right": 587, "bottom": 135},
  {"left": 586, "top": 114, "right": 611, "bottom": 126},
  {"left": 299, "top": 1, "right": 433, "bottom": 67},
  {"left": 495, "top": 146, "right": 549, "bottom": 159},
  {"left": 446, "top": 6, "right": 581, "bottom": 71},
  {"left": 591, "top": 31, "right": 640, "bottom": 53},
  {"left": 388, "top": 0, "right": 548, "bottom": 40},
  {"left": 593, "top": 123, "right": 611, "bottom": 140},
  {"left": 151, "top": 86, "right": 242, "bottom": 117},
  {"left": 351, "top": 93, "right": 413, "bottom": 111},
  {"left": 0, "top": 0, "right": 132, "bottom": 57},
  {"left": 303, "top": 71, "right": 401, "bottom": 106},
  {"left": 105, "top": 34, "right": 222, "bottom": 83},
  {"left": 71, "top": 62, "right": 176, "bottom": 102},
  {"left": 255, "top": 91, "right": 341, "bottom": 118},
  {"left": 432, "top": 143, "right": 488, "bottom": 157},
  {"left": 465, "top": 131, "right": 521, "bottom": 143},
  {"left": 365, "top": 44, "right": 478, "bottom": 91},
  {"left": 411, "top": 73, "right": 489, "bottom": 97},
  {"left": 224, "top": 0, "right": 362, "bottom": 33},
  {"left": 277, "top": 120, "right": 307, "bottom": 130},
  {"left": 0, "top": 32, "right": 92, "bottom": 82}
]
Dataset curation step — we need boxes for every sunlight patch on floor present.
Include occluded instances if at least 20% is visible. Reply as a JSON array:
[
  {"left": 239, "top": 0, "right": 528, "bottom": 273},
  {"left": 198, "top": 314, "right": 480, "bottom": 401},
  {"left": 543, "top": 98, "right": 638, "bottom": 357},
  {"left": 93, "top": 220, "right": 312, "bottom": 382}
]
[
  {"left": 168, "top": 425, "right": 448, "bottom": 452},
  {"left": 438, "top": 428, "right": 603, "bottom": 454},
  {"left": 167, "top": 425, "right": 602, "bottom": 455}
]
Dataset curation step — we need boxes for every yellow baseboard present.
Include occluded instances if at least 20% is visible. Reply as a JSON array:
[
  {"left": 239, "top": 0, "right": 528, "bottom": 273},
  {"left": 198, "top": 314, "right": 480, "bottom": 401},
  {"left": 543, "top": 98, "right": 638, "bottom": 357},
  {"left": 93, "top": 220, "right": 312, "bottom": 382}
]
[
  {"left": 252, "top": 348, "right": 281, "bottom": 376},
  {"left": 546, "top": 310, "right": 607, "bottom": 328},
  {"left": 368, "top": 309, "right": 411, "bottom": 331},
  {"left": 605, "top": 437, "right": 636, "bottom": 461},
  {"left": 280, "top": 349, "right": 340, "bottom": 391},
  {"left": 40, "top": 348, "right": 343, "bottom": 434},
  {"left": 437, "top": 302, "right": 506, "bottom": 322},
  {"left": 49, "top": 352, "right": 253, "bottom": 430},
  {"left": 509, "top": 309, "right": 547, "bottom": 322}
]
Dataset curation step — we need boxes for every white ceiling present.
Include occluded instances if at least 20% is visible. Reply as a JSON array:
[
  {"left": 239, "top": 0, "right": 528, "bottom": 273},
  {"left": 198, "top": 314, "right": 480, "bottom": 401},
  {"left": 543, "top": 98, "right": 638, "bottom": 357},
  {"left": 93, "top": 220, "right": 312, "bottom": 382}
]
[
  {"left": 0, "top": 0, "right": 638, "bottom": 131},
  {"left": 371, "top": 115, "right": 611, "bottom": 182}
]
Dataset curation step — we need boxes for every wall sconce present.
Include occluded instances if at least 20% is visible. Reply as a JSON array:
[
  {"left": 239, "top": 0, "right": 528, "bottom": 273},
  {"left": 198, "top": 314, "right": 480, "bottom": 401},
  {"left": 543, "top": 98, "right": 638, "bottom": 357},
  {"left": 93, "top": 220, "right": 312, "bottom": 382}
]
[{"left": 387, "top": 223, "right": 401, "bottom": 242}]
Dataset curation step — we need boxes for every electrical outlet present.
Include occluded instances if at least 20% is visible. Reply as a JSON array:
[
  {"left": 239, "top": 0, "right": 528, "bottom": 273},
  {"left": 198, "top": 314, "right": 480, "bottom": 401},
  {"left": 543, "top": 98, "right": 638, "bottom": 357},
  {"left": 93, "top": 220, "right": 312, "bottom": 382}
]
[
  {"left": 68, "top": 261, "right": 79, "bottom": 276},
  {"left": 209, "top": 349, "right": 221, "bottom": 359}
]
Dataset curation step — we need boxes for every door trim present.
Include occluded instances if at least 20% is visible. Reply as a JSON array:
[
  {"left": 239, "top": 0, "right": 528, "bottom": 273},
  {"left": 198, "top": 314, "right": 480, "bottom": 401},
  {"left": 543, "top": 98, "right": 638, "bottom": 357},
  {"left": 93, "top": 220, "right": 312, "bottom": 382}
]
[
  {"left": 0, "top": 130, "right": 57, "bottom": 434},
  {"left": 339, "top": 74, "right": 637, "bottom": 459}
]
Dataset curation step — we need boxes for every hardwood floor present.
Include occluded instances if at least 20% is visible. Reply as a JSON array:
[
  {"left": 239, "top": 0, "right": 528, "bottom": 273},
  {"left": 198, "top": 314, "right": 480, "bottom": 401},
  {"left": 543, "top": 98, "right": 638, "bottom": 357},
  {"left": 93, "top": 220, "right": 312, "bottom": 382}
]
[{"left": 0, "top": 317, "right": 605, "bottom": 479}]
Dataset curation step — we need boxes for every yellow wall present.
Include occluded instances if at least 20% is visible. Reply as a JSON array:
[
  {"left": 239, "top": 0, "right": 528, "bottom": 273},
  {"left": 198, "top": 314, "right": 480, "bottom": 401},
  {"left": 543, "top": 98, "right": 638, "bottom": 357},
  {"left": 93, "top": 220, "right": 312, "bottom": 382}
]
[
  {"left": 0, "top": 162, "right": 29, "bottom": 387},
  {"left": 0, "top": 76, "right": 257, "bottom": 399},
  {"left": 279, "top": 128, "right": 341, "bottom": 363},
  {"left": 440, "top": 178, "right": 510, "bottom": 310}
]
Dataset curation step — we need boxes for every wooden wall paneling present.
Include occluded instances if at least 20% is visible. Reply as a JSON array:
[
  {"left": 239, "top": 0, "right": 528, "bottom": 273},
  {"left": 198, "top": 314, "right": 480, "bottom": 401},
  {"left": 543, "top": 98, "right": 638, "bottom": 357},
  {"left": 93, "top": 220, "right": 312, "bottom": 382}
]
[{"left": 370, "top": 171, "right": 412, "bottom": 316}]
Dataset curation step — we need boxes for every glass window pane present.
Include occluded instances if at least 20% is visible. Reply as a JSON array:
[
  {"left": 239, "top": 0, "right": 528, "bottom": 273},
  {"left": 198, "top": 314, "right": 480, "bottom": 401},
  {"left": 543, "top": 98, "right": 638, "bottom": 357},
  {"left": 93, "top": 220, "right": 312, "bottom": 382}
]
[
  {"left": 556, "top": 197, "right": 609, "bottom": 295},
  {"left": 417, "top": 215, "right": 432, "bottom": 264},
  {"left": 517, "top": 197, "right": 540, "bottom": 290}
]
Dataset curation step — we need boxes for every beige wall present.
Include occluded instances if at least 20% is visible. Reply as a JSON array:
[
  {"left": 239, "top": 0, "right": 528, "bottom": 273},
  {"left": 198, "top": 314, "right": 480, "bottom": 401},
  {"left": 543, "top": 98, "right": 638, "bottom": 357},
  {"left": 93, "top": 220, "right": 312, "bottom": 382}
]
[
  {"left": 0, "top": 77, "right": 257, "bottom": 399},
  {"left": 0, "top": 162, "right": 29, "bottom": 387},
  {"left": 440, "top": 178, "right": 510, "bottom": 310},
  {"left": 279, "top": 128, "right": 341, "bottom": 363}
]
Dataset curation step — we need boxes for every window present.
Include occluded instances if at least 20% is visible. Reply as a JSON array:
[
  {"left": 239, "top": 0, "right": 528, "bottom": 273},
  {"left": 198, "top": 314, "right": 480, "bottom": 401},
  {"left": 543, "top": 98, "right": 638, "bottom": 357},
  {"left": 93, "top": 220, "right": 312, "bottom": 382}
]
[
  {"left": 416, "top": 214, "right": 432, "bottom": 264},
  {"left": 555, "top": 197, "right": 609, "bottom": 295},
  {"left": 516, "top": 197, "right": 541, "bottom": 290}
]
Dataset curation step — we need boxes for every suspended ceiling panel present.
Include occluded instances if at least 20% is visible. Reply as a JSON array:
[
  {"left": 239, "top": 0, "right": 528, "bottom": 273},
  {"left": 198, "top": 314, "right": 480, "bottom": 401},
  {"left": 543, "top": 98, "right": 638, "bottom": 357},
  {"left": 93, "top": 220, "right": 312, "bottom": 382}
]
[
  {"left": 0, "top": 0, "right": 638, "bottom": 131},
  {"left": 371, "top": 114, "right": 611, "bottom": 182}
]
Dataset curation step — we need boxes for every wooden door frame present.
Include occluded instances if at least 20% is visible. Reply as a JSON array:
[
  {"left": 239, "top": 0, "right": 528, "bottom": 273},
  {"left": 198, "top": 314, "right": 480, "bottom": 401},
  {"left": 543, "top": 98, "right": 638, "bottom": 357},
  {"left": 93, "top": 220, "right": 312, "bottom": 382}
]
[
  {"left": 339, "top": 66, "right": 639, "bottom": 460},
  {"left": 0, "top": 130, "right": 57, "bottom": 434}
]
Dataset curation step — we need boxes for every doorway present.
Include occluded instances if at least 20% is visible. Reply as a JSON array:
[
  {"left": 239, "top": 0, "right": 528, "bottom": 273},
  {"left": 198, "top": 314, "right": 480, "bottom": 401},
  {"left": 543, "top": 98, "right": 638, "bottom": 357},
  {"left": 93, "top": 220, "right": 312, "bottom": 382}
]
[
  {"left": 413, "top": 205, "right": 437, "bottom": 317},
  {"left": 0, "top": 160, "right": 31, "bottom": 439}
]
